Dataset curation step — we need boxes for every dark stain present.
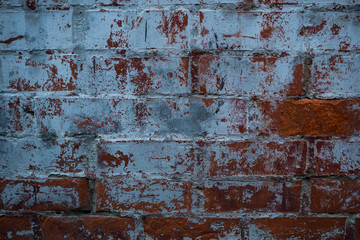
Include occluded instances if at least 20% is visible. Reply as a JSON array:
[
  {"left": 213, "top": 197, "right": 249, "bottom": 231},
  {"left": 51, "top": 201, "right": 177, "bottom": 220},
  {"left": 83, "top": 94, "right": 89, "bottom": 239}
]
[{"left": 0, "top": 35, "right": 24, "bottom": 45}]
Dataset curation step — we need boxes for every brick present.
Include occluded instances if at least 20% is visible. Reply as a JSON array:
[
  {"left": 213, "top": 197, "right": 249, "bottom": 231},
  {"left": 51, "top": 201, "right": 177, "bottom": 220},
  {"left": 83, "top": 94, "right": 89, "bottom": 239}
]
[
  {"left": 92, "top": 57, "right": 190, "bottom": 95},
  {"left": 0, "top": 54, "right": 78, "bottom": 92},
  {"left": 36, "top": 97, "right": 246, "bottom": 136},
  {"left": 0, "top": 138, "right": 91, "bottom": 178},
  {"left": 311, "top": 179, "right": 360, "bottom": 213},
  {"left": 96, "top": 179, "right": 192, "bottom": 213},
  {"left": 0, "top": 95, "right": 34, "bottom": 135},
  {"left": 204, "top": 181, "right": 301, "bottom": 212},
  {"left": 144, "top": 217, "right": 247, "bottom": 239},
  {"left": 0, "top": 217, "right": 32, "bottom": 240},
  {"left": 85, "top": 10, "right": 190, "bottom": 49},
  {"left": 355, "top": 218, "right": 360, "bottom": 240},
  {"left": 96, "top": 140, "right": 198, "bottom": 176},
  {"left": 0, "top": 11, "right": 72, "bottom": 50},
  {"left": 255, "top": 100, "right": 360, "bottom": 136},
  {"left": 312, "top": 54, "right": 360, "bottom": 98},
  {"left": 315, "top": 140, "right": 360, "bottom": 175},
  {"left": 0, "top": 179, "right": 90, "bottom": 211},
  {"left": 249, "top": 218, "right": 346, "bottom": 239},
  {"left": 8, "top": 0, "right": 71, "bottom": 9},
  {"left": 302, "top": 12, "right": 360, "bottom": 52},
  {"left": 209, "top": 140, "right": 307, "bottom": 177},
  {"left": 199, "top": 55, "right": 303, "bottom": 96},
  {"left": 149, "top": 0, "right": 254, "bottom": 5},
  {"left": 41, "top": 217, "right": 135, "bottom": 240},
  {"left": 259, "top": 0, "right": 358, "bottom": 5},
  {"left": 198, "top": 11, "right": 303, "bottom": 51}
]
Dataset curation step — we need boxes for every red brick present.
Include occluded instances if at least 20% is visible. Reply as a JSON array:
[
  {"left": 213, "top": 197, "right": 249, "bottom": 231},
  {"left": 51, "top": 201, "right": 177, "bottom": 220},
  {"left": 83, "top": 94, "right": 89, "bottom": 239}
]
[
  {"left": 0, "top": 179, "right": 90, "bottom": 211},
  {"left": 204, "top": 181, "right": 301, "bottom": 212},
  {"left": 144, "top": 217, "right": 247, "bottom": 239},
  {"left": 311, "top": 179, "right": 360, "bottom": 213},
  {"left": 96, "top": 140, "right": 198, "bottom": 177},
  {"left": 355, "top": 218, "right": 360, "bottom": 240},
  {"left": 255, "top": 100, "right": 360, "bottom": 136},
  {"left": 96, "top": 179, "right": 192, "bottom": 213},
  {"left": 41, "top": 217, "right": 135, "bottom": 240},
  {"left": 250, "top": 217, "right": 346, "bottom": 239},
  {"left": 315, "top": 140, "right": 360, "bottom": 175},
  {"left": 209, "top": 140, "right": 307, "bottom": 177},
  {"left": 0, "top": 217, "right": 32, "bottom": 240},
  {"left": 0, "top": 54, "right": 78, "bottom": 92},
  {"left": 93, "top": 57, "right": 190, "bottom": 95},
  {"left": 199, "top": 55, "right": 303, "bottom": 96}
]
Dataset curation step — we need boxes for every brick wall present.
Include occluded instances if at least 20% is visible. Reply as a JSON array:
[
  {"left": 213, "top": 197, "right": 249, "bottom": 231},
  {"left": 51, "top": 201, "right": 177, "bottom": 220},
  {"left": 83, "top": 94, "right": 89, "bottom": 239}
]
[{"left": 0, "top": 0, "right": 359, "bottom": 239}]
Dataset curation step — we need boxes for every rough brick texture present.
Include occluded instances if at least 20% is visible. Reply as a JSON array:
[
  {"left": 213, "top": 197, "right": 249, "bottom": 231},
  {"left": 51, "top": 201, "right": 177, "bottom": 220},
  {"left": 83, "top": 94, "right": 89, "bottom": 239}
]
[{"left": 0, "top": 0, "right": 359, "bottom": 238}]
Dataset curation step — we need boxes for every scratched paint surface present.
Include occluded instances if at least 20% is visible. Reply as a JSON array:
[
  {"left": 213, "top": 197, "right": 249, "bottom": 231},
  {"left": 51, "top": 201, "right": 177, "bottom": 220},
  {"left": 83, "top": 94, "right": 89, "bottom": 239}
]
[{"left": 0, "top": 0, "right": 359, "bottom": 239}]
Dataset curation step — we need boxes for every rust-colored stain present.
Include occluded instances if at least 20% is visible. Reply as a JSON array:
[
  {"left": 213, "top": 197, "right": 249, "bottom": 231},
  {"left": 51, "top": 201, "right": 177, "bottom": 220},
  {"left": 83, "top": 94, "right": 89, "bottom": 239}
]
[
  {"left": 157, "top": 11, "right": 188, "bottom": 45},
  {"left": 299, "top": 20, "right": 326, "bottom": 36},
  {"left": 0, "top": 35, "right": 24, "bottom": 45}
]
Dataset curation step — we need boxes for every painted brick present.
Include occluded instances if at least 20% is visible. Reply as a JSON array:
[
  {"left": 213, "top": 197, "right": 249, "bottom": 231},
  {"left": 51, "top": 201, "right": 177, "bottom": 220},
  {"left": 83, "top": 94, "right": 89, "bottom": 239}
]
[
  {"left": 312, "top": 54, "right": 360, "bottom": 98},
  {"left": 149, "top": 0, "right": 255, "bottom": 5},
  {"left": 255, "top": 99, "right": 360, "bottom": 136},
  {"left": 198, "top": 11, "right": 303, "bottom": 51},
  {"left": 0, "top": 217, "right": 32, "bottom": 240},
  {"left": 204, "top": 181, "right": 301, "bottom": 212},
  {"left": 36, "top": 97, "right": 247, "bottom": 136},
  {"left": 0, "top": 95, "right": 34, "bottom": 135},
  {"left": 302, "top": 12, "right": 360, "bottom": 52},
  {"left": 0, "top": 138, "right": 91, "bottom": 178},
  {"left": 311, "top": 179, "right": 360, "bottom": 213},
  {"left": 209, "top": 140, "right": 307, "bottom": 177},
  {"left": 84, "top": 10, "right": 190, "bottom": 49},
  {"left": 0, "top": 179, "right": 90, "bottom": 211},
  {"left": 41, "top": 217, "right": 135, "bottom": 240},
  {"left": 315, "top": 140, "right": 360, "bottom": 175},
  {"left": 96, "top": 179, "right": 192, "bottom": 213},
  {"left": 92, "top": 57, "right": 190, "bottom": 95},
  {"left": 144, "top": 217, "right": 247, "bottom": 239},
  {"left": 0, "top": 11, "right": 72, "bottom": 50},
  {"left": 259, "top": 0, "right": 358, "bottom": 5},
  {"left": 199, "top": 55, "right": 303, "bottom": 96},
  {"left": 8, "top": 0, "right": 71, "bottom": 9},
  {"left": 249, "top": 218, "right": 346, "bottom": 239},
  {"left": 0, "top": 54, "right": 78, "bottom": 92},
  {"left": 96, "top": 140, "right": 198, "bottom": 177}
]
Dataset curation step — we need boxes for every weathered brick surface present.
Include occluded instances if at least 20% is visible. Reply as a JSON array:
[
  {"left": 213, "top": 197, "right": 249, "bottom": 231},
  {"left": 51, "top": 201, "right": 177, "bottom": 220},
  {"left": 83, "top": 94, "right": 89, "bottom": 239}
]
[
  {"left": 0, "top": 138, "right": 91, "bottom": 178},
  {"left": 41, "top": 217, "right": 135, "bottom": 240},
  {"left": 144, "top": 217, "right": 247, "bottom": 239},
  {"left": 96, "top": 179, "right": 192, "bottom": 213},
  {"left": 209, "top": 140, "right": 307, "bottom": 177},
  {"left": 0, "top": 216, "right": 32, "bottom": 240},
  {"left": 315, "top": 140, "right": 360, "bottom": 175},
  {"left": 0, "top": 54, "right": 79, "bottom": 92},
  {"left": 204, "top": 180, "right": 301, "bottom": 212},
  {"left": 95, "top": 140, "right": 199, "bottom": 176},
  {"left": 311, "top": 179, "right": 360, "bottom": 213},
  {"left": 199, "top": 55, "right": 303, "bottom": 96},
  {"left": 92, "top": 57, "right": 190, "bottom": 95},
  {"left": 1, "top": 0, "right": 359, "bottom": 238},
  {"left": 0, "top": 179, "right": 90, "bottom": 211},
  {"left": 249, "top": 217, "right": 346, "bottom": 239}
]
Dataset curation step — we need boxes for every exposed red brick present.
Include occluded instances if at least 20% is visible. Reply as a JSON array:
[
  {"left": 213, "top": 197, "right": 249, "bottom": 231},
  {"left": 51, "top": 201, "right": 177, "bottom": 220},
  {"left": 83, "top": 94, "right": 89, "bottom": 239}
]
[
  {"left": 0, "top": 179, "right": 90, "bottom": 211},
  {"left": 311, "top": 179, "right": 360, "bottom": 213},
  {"left": 256, "top": 100, "right": 360, "bottom": 136},
  {"left": 0, "top": 217, "right": 32, "bottom": 240},
  {"left": 144, "top": 217, "right": 247, "bottom": 239},
  {"left": 96, "top": 179, "right": 192, "bottom": 213},
  {"left": 41, "top": 217, "right": 135, "bottom": 240},
  {"left": 250, "top": 218, "right": 346, "bottom": 239},
  {"left": 204, "top": 181, "right": 301, "bottom": 212}
]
